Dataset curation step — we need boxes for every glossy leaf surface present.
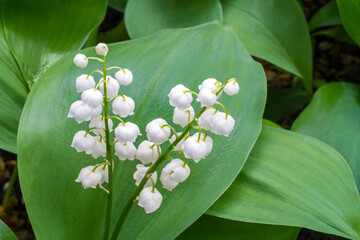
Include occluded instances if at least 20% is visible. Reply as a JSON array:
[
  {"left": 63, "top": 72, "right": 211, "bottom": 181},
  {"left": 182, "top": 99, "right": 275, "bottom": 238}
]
[{"left": 337, "top": 0, "right": 360, "bottom": 46}]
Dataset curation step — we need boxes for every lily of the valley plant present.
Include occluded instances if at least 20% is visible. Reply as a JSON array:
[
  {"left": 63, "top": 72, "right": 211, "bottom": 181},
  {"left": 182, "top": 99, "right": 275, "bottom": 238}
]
[{"left": 68, "top": 43, "right": 240, "bottom": 239}]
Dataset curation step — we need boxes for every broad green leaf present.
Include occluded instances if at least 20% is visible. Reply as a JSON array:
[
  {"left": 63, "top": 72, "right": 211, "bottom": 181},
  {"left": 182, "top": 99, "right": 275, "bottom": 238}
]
[
  {"left": 337, "top": 0, "right": 360, "bottom": 46},
  {"left": 262, "top": 119, "right": 283, "bottom": 129},
  {"left": 18, "top": 23, "right": 266, "bottom": 239},
  {"left": 309, "top": 0, "right": 341, "bottom": 31},
  {"left": 0, "top": 0, "right": 107, "bottom": 153},
  {"left": 124, "top": 0, "right": 223, "bottom": 39},
  {"left": 0, "top": 220, "right": 17, "bottom": 240},
  {"left": 222, "top": 0, "right": 313, "bottom": 93},
  {"left": 208, "top": 126, "right": 360, "bottom": 240},
  {"left": 313, "top": 26, "right": 356, "bottom": 45},
  {"left": 292, "top": 82, "right": 360, "bottom": 191},
  {"left": 264, "top": 88, "right": 309, "bottom": 122},
  {"left": 177, "top": 215, "right": 300, "bottom": 240},
  {"left": 109, "top": 0, "right": 128, "bottom": 12}
]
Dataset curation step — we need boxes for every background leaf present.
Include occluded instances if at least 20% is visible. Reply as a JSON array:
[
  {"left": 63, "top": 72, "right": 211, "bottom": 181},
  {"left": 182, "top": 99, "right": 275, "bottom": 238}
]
[
  {"left": 221, "top": 0, "right": 313, "bottom": 92},
  {"left": 0, "top": 0, "right": 107, "bottom": 153},
  {"left": 109, "top": 0, "right": 128, "bottom": 12},
  {"left": 336, "top": 0, "right": 360, "bottom": 46},
  {"left": 177, "top": 215, "right": 300, "bottom": 240},
  {"left": 0, "top": 220, "right": 17, "bottom": 240},
  {"left": 292, "top": 82, "right": 360, "bottom": 191},
  {"left": 124, "top": 0, "right": 223, "bottom": 39},
  {"left": 208, "top": 126, "right": 360, "bottom": 240},
  {"left": 18, "top": 23, "right": 266, "bottom": 239},
  {"left": 309, "top": 0, "right": 341, "bottom": 31}
]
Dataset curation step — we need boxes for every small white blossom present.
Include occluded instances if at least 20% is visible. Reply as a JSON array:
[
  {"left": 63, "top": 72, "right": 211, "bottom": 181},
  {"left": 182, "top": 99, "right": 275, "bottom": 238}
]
[
  {"left": 173, "top": 107, "right": 195, "bottom": 127},
  {"left": 168, "top": 84, "right": 193, "bottom": 110},
  {"left": 197, "top": 88, "right": 217, "bottom": 107},
  {"left": 183, "top": 135, "right": 208, "bottom": 162},
  {"left": 224, "top": 80, "right": 239, "bottom": 96},
  {"left": 114, "top": 122, "right": 141, "bottom": 143},
  {"left": 198, "top": 78, "right": 222, "bottom": 97},
  {"left": 99, "top": 76, "right": 119, "bottom": 99},
  {"left": 91, "top": 136, "right": 106, "bottom": 158},
  {"left": 112, "top": 95, "right": 135, "bottom": 118},
  {"left": 133, "top": 164, "right": 158, "bottom": 187},
  {"left": 75, "top": 166, "right": 102, "bottom": 189},
  {"left": 81, "top": 88, "right": 103, "bottom": 108},
  {"left": 115, "top": 142, "right": 136, "bottom": 160},
  {"left": 146, "top": 118, "right": 171, "bottom": 144},
  {"left": 169, "top": 132, "right": 188, "bottom": 150},
  {"left": 160, "top": 159, "right": 190, "bottom": 191},
  {"left": 192, "top": 132, "right": 213, "bottom": 155},
  {"left": 115, "top": 69, "right": 133, "bottom": 86},
  {"left": 89, "top": 116, "right": 113, "bottom": 135},
  {"left": 95, "top": 43, "right": 108, "bottom": 56},
  {"left": 71, "top": 130, "right": 95, "bottom": 154},
  {"left": 73, "top": 54, "right": 88, "bottom": 68},
  {"left": 210, "top": 112, "right": 235, "bottom": 136},
  {"left": 135, "top": 140, "right": 159, "bottom": 164},
  {"left": 138, "top": 187, "right": 163, "bottom": 213},
  {"left": 91, "top": 105, "right": 102, "bottom": 117},
  {"left": 68, "top": 100, "right": 92, "bottom": 123},
  {"left": 76, "top": 74, "right": 95, "bottom": 93},
  {"left": 198, "top": 108, "right": 216, "bottom": 131}
]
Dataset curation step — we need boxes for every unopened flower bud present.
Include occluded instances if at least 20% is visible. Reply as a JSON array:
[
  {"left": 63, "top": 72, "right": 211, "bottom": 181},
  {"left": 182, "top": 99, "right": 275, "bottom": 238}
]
[
  {"left": 197, "top": 88, "right": 217, "bottom": 107},
  {"left": 198, "top": 78, "right": 222, "bottom": 97},
  {"left": 114, "top": 122, "right": 141, "bottom": 143},
  {"left": 68, "top": 100, "right": 92, "bottom": 123},
  {"left": 73, "top": 54, "right": 88, "bottom": 68},
  {"left": 76, "top": 74, "right": 95, "bottom": 93},
  {"left": 160, "top": 159, "right": 190, "bottom": 191},
  {"left": 115, "top": 142, "right": 136, "bottom": 160},
  {"left": 173, "top": 107, "right": 195, "bottom": 127},
  {"left": 146, "top": 118, "right": 171, "bottom": 144},
  {"left": 112, "top": 95, "right": 135, "bottom": 118},
  {"left": 135, "top": 140, "right": 159, "bottom": 164},
  {"left": 115, "top": 69, "right": 133, "bottom": 85},
  {"left": 168, "top": 84, "right": 193, "bottom": 110},
  {"left": 81, "top": 88, "right": 103, "bottom": 108},
  {"left": 138, "top": 187, "right": 163, "bottom": 213},
  {"left": 183, "top": 135, "right": 208, "bottom": 162},
  {"left": 71, "top": 131, "right": 95, "bottom": 154},
  {"left": 99, "top": 76, "right": 119, "bottom": 99},
  {"left": 224, "top": 80, "right": 239, "bottom": 96},
  {"left": 95, "top": 43, "right": 108, "bottom": 56},
  {"left": 210, "top": 112, "right": 235, "bottom": 136},
  {"left": 192, "top": 133, "right": 213, "bottom": 155},
  {"left": 133, "top": 164, "right": 157, "bottom": 187}
]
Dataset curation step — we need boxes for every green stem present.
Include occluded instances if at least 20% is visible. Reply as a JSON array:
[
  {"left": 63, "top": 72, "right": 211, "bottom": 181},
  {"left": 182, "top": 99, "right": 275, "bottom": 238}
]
[
  {"left": 102, "top": 55, "right": 114, "bottom": 240},
  {"left": 87, "top": 69, "right": 103, "bottom": 79},
  {"left": 106, "top": 66, "right": 125, "bottom": 73},
  {"left": 2, "top": 165, "right": 17, "bottom": 205},
  {"left": 109, "top": 107, "right": 207, "bottom": 240}
]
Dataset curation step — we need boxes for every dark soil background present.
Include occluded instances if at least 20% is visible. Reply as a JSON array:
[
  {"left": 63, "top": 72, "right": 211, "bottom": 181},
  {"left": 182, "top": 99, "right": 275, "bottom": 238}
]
[{"left": 0, "top": 0, "right": 358, "bottom": 239}]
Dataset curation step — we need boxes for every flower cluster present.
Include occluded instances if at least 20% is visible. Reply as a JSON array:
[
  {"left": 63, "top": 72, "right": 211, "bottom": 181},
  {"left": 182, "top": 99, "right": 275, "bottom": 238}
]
[
  {"left": 134, "top": 77, "right": 239, "bottom": 213},
  {"left": 69, "top": 43, "right": 136, "bottom": 190}
]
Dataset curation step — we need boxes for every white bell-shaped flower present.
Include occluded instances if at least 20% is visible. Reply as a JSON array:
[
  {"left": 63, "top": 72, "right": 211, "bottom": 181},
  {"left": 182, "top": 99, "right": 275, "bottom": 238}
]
[
  {"left": 198, "top": 78, "right": 222, "bottom": 97},
  {"left": 133, "top": 164, "right": 158, "bottom": 187},
  {"left": 71, "top": 131, "right": 95, "bottom": 154},
  {"left": 192, "top": 132, "right": 213, "bottom": 155},
  {"left": 89, "top": 116, "right": 113, "bottom": 135},
  {"left": 114, "top": 122, "right": 141, "bottom": 143},
  {"left": 146, "top": 118, "right": 171, "bottom": 144},
  {"left": 138, "top": 187, "right": 163, "bottom": 213},
  {"left": 198, "top": 108, "right": 216, "bottom": 131},
  {"left": 115, "top": 142, "right": 136, "bottom": 160},
  {"left": 81, "top": 88, "right": 103, "bottom": 108},
  {"left": 169, "top": 132, "right": 188, "bottom": 150},
  {"left": 73, "top": 54, "right": 88, "bottom": 68},
  {"left": 115, "top": 69, "right": 133, "bottom": 85},
  {"left": 91, "top": 105, "right": 102, "bottom": 117},
  {"left": 173, "top": 106, "right": 195, "bottom": 127},
  {"left": 68, "top": 100, "right": 92, "bottom": 123},
  {"left": 75, "top": 166, "right": 102, "bottom": 189},
  {"left": 91, "top": 136, "right": 106, "bottom": 158},
  {"left": 210, "top": 112, "right": 235, "bottom": 136},
  {"left": 95, "top": 43, "right": 108, "bottom": 56},
  {"left": 224, "top": 80, "right": 239, "bottom": 96},
  {"left": 168, "top": 84, "right": 193, "bottom": 110},
  {"left": 160, "top": 159, "right": 190, "bottom": 191},
  {"left": 183, "top": 135, "right": 208, "bottom": 162},
  {"left": 76, "top": 74, "right": 95, "bottom": 93},
  {"left": 135, "top": 140, "right": 159, "bottom": 164},
  {"left": 112, "top": 95, "right": 135, "bottom": 118},
  {"left": 99, "top": 76, "right": 119, "bottom": 99},
  {"left": 96, "top": 165, "right": 109, "bottom": 184},
  {"left": 197, "top": 88, "right": 217, "bottom": 107}
]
